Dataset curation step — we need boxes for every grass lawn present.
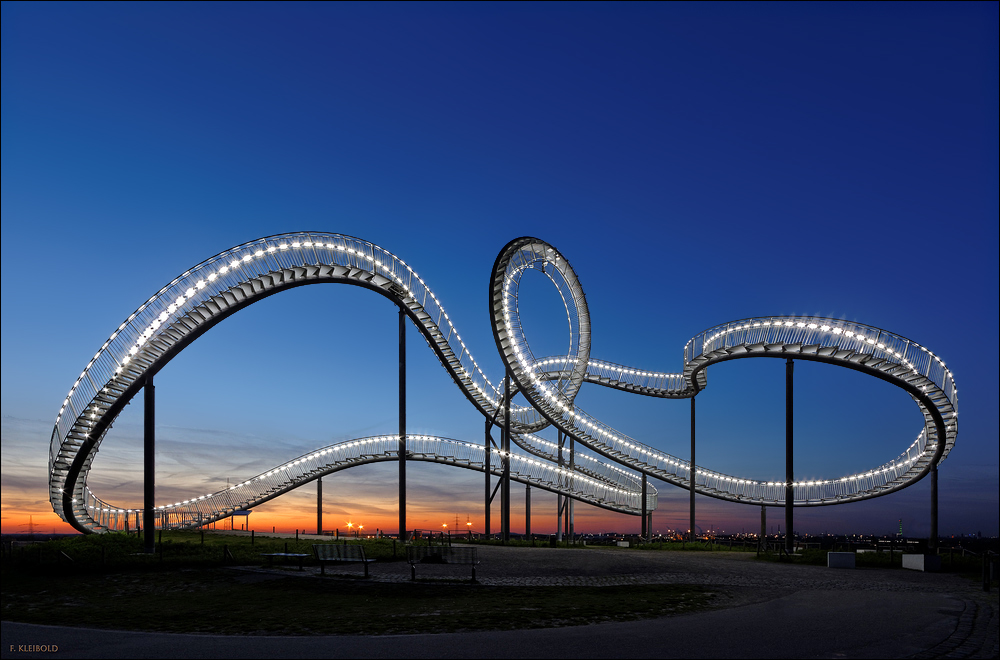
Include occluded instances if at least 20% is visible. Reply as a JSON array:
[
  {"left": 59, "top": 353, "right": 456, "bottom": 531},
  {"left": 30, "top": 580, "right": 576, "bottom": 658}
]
[
  {"left": 2, "top": 568, "right": 716, "bottom": 635},
  {"left": 1, "top": 532, "right": 719, "bottom": 635}
]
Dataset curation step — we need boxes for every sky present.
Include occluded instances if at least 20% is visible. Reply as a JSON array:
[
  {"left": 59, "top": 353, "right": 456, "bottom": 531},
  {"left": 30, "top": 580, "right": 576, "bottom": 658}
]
[{"left": 2, "top": 1, "right": 997, "bottom": 538}]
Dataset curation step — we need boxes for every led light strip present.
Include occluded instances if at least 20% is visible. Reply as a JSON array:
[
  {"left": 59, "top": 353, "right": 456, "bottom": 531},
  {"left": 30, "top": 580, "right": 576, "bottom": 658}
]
[
  {"left": 490, "top": 236, "right": 957, "bottom": 507},
  {"left": 50, "top": 234, "right": 644, "bottom": 531},
  {"left": 80, "top": 434, "right": 648, "bottom": 531},
  {"left": 50, "top": 233, "right": 957, "bottom": 534},
  {"left": 58, "top": 239, "right": 505, "bottom": 424}
]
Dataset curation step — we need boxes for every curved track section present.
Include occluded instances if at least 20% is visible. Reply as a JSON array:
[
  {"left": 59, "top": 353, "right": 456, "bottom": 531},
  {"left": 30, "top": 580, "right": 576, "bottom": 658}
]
[
  {"left": 490, "top": 237, "right": 957, "bottom": 508},
  {"left": 50, "top": 232, "right": 957, "bottom": 533},
  {"left": 49, "top": 233, "right": 645, "bottom": 533},
  {"left": 80, "top": 435, "right": 651, "bottom": 532}
]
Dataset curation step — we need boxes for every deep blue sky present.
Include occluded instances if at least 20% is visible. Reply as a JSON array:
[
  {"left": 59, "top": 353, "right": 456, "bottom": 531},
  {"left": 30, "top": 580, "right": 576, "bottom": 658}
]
[{"left": 2, "top": 2, "right": 997, "bottom": 536}]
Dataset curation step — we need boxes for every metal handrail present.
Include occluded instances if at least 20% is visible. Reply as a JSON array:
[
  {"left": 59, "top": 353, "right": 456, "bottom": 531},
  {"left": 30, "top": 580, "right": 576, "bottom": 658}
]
[
  {"left": 490, "top": 237, "right": 957, "bottom": 507},
  {"left": 49, "top": 233, "right": 958, "bottom": 533},
  {"left": 79, "top": 434, "right": 653, "bottom": 532}
]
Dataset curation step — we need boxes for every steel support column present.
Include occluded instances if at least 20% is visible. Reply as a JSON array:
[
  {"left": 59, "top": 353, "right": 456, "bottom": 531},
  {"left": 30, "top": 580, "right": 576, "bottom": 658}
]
[
  {"left": 568, "top": 435, "right": 575, "bottom": 543},
  {"left": 485, "top": 417, "right": 491, "bottom": 539},
  {"left": 143, "top": 375, "right": 155, "bottom": 553},
  {"left": 398, "top": 307, "right": 406, "bottom": 541},
  {"left": 641, "top": 473, "right": 647, "bottom": 539},
  {"left": 690, "top": 396, "right": 696, "bottom": 542},
  {"left": 564, "top": 498, "right": 569, "bottom": 538},
  {"left": 785, "top": 358, "right": 794, "bottom": 555},
  {"left": 525, "top": 484, "right": 531, "bottom": 537},
  {"left": 502, "top": 370, "right": 511, "bottom": 543},
  {"left": 930, "top": 464, "right": 938, "bottom": 550},
  {"left": 317, "top": 476, "right": 323, "bottom": 536},
  {"left": 556, "top": 431, "right": 564, "bottom": 542},
  {"left": 760, "top": 505, "right": 766, "bottom": 552}
]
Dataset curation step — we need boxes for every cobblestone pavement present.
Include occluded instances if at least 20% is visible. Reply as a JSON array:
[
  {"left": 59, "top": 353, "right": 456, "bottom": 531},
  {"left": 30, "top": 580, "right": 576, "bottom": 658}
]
[{"left": 912, "top": 590, "right": 998, "bottom": 659}]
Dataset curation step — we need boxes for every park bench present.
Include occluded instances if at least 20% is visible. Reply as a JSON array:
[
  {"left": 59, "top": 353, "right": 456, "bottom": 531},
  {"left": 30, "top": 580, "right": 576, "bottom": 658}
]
[
  {"left": 406, "top": 545, "right": 479, "bottom": 582},
  {"left": 260, "top": 552, "right": 310, "bottom": 570},
  {"left": 313, "top": 543, "right": 376, "bottom": 577}
]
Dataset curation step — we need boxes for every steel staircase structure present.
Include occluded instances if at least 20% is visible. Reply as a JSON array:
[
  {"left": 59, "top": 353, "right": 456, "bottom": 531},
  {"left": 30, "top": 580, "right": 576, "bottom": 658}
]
[
  {"left": 49, "top": 233, "right": 957, "bottom": 533},
  {"left": 79, "top": 434, "right": 650, "bottom": 532}
]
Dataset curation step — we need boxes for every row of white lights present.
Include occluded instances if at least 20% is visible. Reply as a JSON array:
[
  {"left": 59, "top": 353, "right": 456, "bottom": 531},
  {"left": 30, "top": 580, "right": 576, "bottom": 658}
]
[
  {"left": 696, "top": 318, "right": 958, "bottom": 433},
  {"left": 519, "top": 432, "right": 643, "bottom": 481},
  {"left": 529, "top": 372, "right": 926, "bottom": 490},
  {"left": 77, "top": 425, "right": 929, "bottom": 523},
  {"left": 694, "top": 318, "right": 957, "bottom": 396},
  {"left": 84, "top": 434, "right": 632, "bottom": 515},
  {"left": 500, "top": 265, "right": 697, "bottom": 498},
  {"left": 77, "top": 428, "right": 651, "bottom": 520},
  {"left": 502, "top": 269, "right": 703, "bottom": 488},
  {"left": 498, "top": 248, "right": 646, "bottom": 504},
  {"left": 56, "top": 235, "right": 512, "bottom": 456},
  {"left": 532, "top": 362, "right": 930, "bottom": 490},
  {"left": 60, "top": 237, "right": 611, "bottom": 520},
  {"left": 62, "top": 238, "right": 953, "bottom": 521},
  {"left": 585, "top": 359, "right": 684, "bottom": 383},
  {"left": 532, "top": 357, "right": 684, "bottom": 386},
  {"left": 500, "top": 266, "right": 944, "bottom": 497}
]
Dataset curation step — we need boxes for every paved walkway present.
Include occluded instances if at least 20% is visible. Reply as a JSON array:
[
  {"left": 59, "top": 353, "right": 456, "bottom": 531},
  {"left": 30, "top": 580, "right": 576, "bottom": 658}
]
[{"left": 2, "top": 547, "right": 996, "bottom": 659}]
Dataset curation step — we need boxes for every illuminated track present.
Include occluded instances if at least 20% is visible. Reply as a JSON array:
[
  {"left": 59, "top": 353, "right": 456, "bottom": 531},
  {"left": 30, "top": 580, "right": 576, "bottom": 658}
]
[
  {"left": 490, "top": 238, "right": 957, "bottom": 506},
  {"left": 49, "top": 233, "right": 957, "bottom": 533},
  {"left": 80, "top": 435, "right": 649, "bottom": 532}
]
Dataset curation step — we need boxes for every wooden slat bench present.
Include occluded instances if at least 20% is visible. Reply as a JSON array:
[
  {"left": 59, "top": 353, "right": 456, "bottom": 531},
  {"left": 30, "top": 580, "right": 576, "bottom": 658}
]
[
  {"left": 313, "top": 543, "right": 376, "bottom": 577},
  {"left": 406, "top": 545, "right": 479, "bottom": 582}
]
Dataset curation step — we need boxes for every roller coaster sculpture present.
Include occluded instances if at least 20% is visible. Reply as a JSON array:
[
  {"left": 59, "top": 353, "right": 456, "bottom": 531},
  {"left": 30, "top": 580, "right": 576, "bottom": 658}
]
[{"left": 49, "top": 233, "right": 958, "bottom": 534}]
